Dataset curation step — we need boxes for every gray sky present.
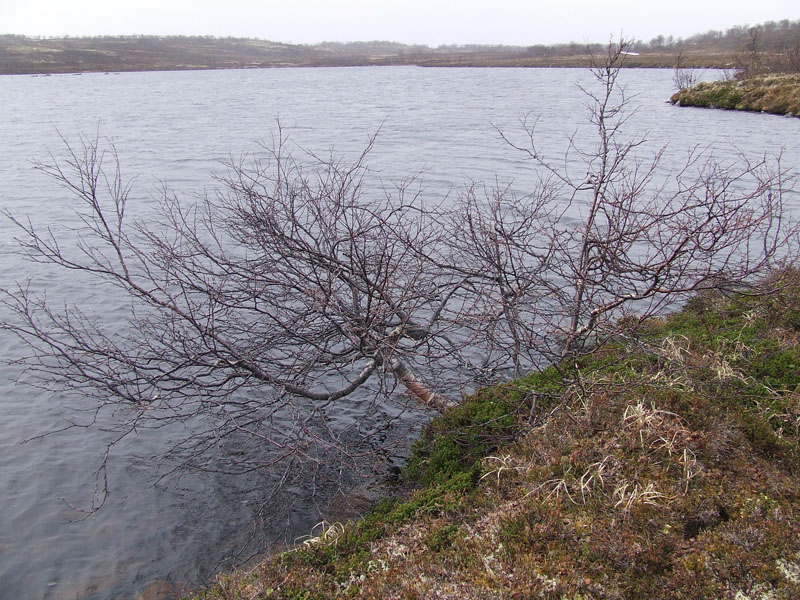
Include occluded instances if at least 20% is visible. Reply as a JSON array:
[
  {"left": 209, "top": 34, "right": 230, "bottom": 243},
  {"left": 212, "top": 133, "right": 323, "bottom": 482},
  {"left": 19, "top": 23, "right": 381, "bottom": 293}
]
[{"left": 2, "top": 1, "right": 798, "bottom": 46}]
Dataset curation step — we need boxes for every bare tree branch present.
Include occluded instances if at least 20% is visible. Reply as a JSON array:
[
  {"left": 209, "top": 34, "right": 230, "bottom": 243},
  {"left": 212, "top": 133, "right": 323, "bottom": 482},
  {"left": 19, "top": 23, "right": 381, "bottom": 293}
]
[
  {"left": 1, "top": 40, "right": 796, "bottom": 516},
  {"left": 449, "top": 38, "right": 798, "bottom": 372}
]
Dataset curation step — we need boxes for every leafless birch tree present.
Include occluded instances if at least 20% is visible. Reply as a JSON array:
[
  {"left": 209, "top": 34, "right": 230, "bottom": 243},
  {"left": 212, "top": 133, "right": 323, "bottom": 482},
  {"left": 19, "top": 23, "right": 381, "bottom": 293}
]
[
  {"left": 447, "top": 40, "right": 797, "bottom": 374},
  {"left": 1, "top": 130, "right": 486, "bottom": 514},
  {"left": 1, "top": 40, "right": 796, "bottom": 503},
  {"left": 3, "top": 131, "right": 479, "bottom": 408}
]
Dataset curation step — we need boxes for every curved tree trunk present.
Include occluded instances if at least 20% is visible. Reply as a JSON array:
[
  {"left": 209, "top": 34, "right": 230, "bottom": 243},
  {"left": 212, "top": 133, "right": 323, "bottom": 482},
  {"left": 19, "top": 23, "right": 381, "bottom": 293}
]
[{"left": 388, "top": 357, "right": 457, "bottom": 413}]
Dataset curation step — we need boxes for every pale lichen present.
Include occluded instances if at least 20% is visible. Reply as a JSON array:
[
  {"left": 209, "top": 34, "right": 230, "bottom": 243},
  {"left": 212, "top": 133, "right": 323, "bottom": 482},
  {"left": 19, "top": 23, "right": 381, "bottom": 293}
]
[{"left": 776, "top": 557, "right": 800, "bottom": 585}]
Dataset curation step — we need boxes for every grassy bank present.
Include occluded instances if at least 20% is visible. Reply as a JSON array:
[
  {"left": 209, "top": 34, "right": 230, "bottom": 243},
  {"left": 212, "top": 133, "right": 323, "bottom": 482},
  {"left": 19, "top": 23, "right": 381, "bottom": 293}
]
[
  {"left": 185, "top": 272, "right": 800, "bottom": 599},
  {"left": 670, "top": 74, "right": 800, "bottom": 117}
]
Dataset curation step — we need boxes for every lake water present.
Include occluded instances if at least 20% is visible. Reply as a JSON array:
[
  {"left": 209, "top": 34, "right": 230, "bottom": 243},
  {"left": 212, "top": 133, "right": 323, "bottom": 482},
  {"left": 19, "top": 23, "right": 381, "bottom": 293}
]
[{"left": 1, "top": 66, "right": 799, "bottom": 599}]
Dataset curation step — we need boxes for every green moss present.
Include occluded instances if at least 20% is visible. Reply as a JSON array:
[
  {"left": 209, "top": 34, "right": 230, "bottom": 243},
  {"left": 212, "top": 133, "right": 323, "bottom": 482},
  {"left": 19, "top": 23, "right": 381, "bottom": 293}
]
[
  {"left": 671, "top": 80, "right": 744, "bottom": 109},
  {"left": 746, "top": 341, "right": 800, "bottom": 390},
  {"left": 670, "top": 74, "right": 800, "bottom": 117},
  {"left": 425, "top": 524, "right": 460, "bottom": 552},
  {"left": 406, "top": 370, "right": 563, "bottom": 486}
]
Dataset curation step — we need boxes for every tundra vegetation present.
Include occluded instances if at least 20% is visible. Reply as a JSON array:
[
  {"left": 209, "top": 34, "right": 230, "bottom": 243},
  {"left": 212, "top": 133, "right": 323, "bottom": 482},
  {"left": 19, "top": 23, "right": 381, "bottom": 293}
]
[
  {"left": 670, "top": 19, "right": 800, "bottom": 117},
  {"left": 183, "top": 271, "right": 800, "bottom": 600},
  {"left": 670, "top": 74, "right": 800, "bottom": 117},
  {"left": 2, "top": 40, "right": 799, "bottom": 597},
  {"left": 1, "top": 18, "right": 798, "bottom": 74}
]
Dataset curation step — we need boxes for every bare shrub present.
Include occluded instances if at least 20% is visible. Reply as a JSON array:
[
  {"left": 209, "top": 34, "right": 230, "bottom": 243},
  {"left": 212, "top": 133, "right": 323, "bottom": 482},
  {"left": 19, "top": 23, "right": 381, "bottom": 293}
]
[
  {"left": 672, "top": 50, "right": 701, "bottom": 90},
  {"left": 1, "top": 39, "right": 796, "bottom": 511},
  {"left": 673, "top": 67, "right": 700, "bottom": 90},
  {"left": 449, "top": 39, "right": 797, "bottom": 373},
  {"left": 0, "top": 130, "right": 482, "bottom": 513}
]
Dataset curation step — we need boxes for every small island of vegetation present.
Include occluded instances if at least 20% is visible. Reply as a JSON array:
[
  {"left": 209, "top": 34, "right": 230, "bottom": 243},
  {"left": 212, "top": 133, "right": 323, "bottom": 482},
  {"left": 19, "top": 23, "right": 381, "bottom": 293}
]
[
  {"left": 671, "top": 74, "right": 800, "bottom": 118},
  {"left": 670, "top": 19, "right": 800, "bottom": 118}
]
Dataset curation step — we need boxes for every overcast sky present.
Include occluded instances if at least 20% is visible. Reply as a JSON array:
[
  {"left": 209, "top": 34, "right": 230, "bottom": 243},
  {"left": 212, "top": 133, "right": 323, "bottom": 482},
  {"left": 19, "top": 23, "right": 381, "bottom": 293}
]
[{"left": 2, "top": 1, "right": 798, "bottom": 46}]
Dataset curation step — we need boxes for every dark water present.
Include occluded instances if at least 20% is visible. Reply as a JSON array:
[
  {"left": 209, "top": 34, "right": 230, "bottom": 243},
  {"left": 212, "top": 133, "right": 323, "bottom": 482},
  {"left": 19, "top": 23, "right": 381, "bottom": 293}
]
[{"left": 1, "top": 66, "right": 799, "bottom": 599}]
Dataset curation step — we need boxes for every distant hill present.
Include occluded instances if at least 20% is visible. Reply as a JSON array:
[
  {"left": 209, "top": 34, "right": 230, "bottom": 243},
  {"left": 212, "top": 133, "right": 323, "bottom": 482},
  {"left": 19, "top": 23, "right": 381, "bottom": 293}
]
[{"left": 1, "top": 19, "right": 798, "bottom": 75}]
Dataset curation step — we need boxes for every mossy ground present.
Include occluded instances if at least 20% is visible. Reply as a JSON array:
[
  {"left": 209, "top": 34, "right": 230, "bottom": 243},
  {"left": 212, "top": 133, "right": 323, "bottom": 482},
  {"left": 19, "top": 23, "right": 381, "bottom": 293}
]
[
  {"left": 184, "top": 271, "right": 800, "bottom": 600},
  {"left": 670, "top": 74, "right": 800, "bottom": 117}
]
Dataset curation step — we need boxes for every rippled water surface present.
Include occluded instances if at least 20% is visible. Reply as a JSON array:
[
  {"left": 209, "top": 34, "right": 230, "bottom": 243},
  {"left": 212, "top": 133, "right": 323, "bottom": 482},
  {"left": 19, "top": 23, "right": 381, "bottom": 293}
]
[{"left": 1, "top": 66, "right": 799, "bottom": 599}]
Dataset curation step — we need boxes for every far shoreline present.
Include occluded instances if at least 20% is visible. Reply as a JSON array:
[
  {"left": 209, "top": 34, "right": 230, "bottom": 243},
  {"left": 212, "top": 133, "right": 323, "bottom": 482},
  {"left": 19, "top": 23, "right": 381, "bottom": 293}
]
[
  {"left": 3, "top": 62, "right": 720, "bottom": 77},
  {"left": 0, "top": 35, "right": 740, "bottom": 76}
]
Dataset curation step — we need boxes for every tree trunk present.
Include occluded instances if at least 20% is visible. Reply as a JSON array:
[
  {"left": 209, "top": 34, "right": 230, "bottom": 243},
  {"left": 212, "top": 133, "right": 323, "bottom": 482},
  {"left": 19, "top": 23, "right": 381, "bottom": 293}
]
[{"left": 388, "top": 357, "right": 457, "bottom": 413}]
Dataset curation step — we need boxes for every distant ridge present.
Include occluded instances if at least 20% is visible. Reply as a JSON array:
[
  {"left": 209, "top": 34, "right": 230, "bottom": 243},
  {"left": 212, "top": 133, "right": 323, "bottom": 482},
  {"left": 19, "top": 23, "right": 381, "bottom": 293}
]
[{"left": 2, "top": 19, "right": 798, "bottom": 74}]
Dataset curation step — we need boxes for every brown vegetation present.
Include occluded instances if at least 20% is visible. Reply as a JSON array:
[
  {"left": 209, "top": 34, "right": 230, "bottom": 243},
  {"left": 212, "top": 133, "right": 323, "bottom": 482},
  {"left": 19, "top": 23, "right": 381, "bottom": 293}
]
[
  {"left": 183, "top": 272, "right": 800, "bottom": 600},
  {"left": 670, "top": 74, "right": 800, "bottom": 118},
  {"left": 2, "top": 18, "right": 798, "bottom": 75},
  {"left": 668, "top": 18, "right": 800, "bottom": 117}
]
